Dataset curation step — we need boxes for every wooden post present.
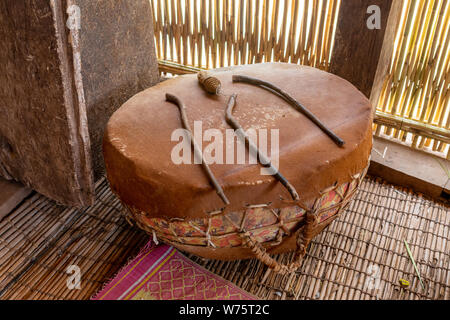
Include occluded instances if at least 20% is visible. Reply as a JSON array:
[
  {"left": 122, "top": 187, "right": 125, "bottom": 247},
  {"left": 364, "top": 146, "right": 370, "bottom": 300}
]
[
  {"left": 370, "top": 0, "right": 404, "bottom": 112},
  {"left": 70, "top": 0, "right": 161, "bottom": 180},
  {"left": 330, "top": 0, "right": 395, "bottom": 98},
  {"left": 0, "top": 0, "right": 159, "bottom": 207},
  {"left": 0, "top": 178, "right": 32, "bottom": 221}
]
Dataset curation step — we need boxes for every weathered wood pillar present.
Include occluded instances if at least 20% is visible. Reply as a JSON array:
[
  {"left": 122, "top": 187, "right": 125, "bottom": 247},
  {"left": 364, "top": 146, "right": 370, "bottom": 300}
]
[
  {"left": 330, "top": 0, "right": 396, "bottom": 99},
  {"left": 369, "top": 0, "right": 404, "bottom": 111},
  {"left": 0, "top": 0, "right": 159, "bottom": 206}
]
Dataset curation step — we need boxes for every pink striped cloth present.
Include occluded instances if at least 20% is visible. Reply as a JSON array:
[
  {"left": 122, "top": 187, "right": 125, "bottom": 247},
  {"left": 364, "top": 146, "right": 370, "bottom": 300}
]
[{"left": 92, "top": 242, "right": 256, "bottom": 300}]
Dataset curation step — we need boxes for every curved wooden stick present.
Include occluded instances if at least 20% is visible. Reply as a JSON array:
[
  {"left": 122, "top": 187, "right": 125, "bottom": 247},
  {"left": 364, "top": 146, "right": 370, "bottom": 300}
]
[
  {"left": 225, "top": 94, "right": 300, "bottom": 201},
  {"left": 166, "top": 93, "right": 230, "bottom": 206},
  {"left": 232, "top": 75, "right": 345, "bottom": 147}
]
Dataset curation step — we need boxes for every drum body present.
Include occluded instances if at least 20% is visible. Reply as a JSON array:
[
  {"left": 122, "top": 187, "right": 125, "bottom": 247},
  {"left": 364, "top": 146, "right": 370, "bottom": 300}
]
[{"left": 103, "top": 63, "right": 372, "bottom": 272}]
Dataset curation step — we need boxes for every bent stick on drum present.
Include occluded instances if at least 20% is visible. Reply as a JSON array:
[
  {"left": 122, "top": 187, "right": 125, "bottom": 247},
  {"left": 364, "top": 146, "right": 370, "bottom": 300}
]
[
  {"left": 165, "top": 93, "right": 230, "bottom": 206},
  {"left": 225, "top": 94, "right": 300, "bottom": 201},
  {"left": 232, "top": 75, "right": 345, "bottom": 147}
]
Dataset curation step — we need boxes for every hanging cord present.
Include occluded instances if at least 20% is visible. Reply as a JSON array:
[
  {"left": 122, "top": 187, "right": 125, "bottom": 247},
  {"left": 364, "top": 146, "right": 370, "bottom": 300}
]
[
  {"left": 232, "top": 75, "right": 345, "bottom": 147},
  {"left": 225, "top": 94, "right": 300, "bottom": 201},
  {"left": 165, "top": 93, "right": 230, "bottom": 206}
]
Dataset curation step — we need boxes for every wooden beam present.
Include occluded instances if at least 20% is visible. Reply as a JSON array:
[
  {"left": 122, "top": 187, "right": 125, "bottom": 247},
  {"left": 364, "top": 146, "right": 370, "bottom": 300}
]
[
  {"left": 70, "top": 0, "right": 160, "bottom": 180},
  {"left": 0, "top": 0, "right": 94, "bottom": 207},
  {"left": 369, "top": 136, "right": 450, "bottom": 201},
  {"left": 374, "top": 112, "right": 450, "bottom": 144},
  {"left": 330, "top": 0, "right": 394, "bottom": 98},
  {"left": 0, "top": 178, "right": 32, "bottom": 221},
  {"left": 158, "top": 59, "right": 202, "bottom": 74},
  {"left": 0, "top": 0, "right": 159, "bottom": 207},
  {"left": 370, "top": 0, "right": 404, "bottom": 113}
]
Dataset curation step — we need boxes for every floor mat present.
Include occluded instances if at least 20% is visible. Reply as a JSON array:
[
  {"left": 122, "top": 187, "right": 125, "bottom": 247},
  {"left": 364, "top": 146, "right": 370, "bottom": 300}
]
[
  {"left": 92, "top": 243, "right": 256, "bottom": 300},
  {"left": 0, "top": 177, "right": 448, "bottom": 300}
]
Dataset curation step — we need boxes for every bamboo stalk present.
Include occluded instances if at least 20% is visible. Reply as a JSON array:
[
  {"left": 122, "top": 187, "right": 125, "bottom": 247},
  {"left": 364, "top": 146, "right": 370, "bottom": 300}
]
[
  {"left": 375, "top": 112, "right": 450, "bottom": 143},
  {"left": 151, "top": 0, "right": 449, "bottom": 158},
  {"left": 373, "top": 0, "right": 449, "bottom": 159}
]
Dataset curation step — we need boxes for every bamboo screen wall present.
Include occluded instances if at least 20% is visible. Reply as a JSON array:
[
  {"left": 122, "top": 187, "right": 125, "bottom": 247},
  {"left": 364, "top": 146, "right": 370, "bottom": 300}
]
[
  {"left": 151, "top": 0, "right": 341, "bottom": 72},
  {"left": 373, "top": 0, "right": 450, "bottom": 159},
  {"left": 150, "top": 0, "right": 450, "bottom": 159}
]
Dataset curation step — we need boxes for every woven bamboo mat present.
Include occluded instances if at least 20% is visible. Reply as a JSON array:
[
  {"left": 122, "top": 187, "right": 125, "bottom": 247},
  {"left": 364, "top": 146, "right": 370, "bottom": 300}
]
[
  {"left": 0, "top": 179, "right": 148, "bottom": 300},
  {"left": 190, "top": 178, "right": 450, "bottom": 300},
  {"left": 0, "top": 177, "right": 448, "bottom": 300}
]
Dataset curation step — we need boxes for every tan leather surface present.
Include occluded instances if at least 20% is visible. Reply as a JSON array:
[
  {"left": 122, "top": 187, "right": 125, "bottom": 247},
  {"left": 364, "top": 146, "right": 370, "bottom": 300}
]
[{"left": 103, "top": 63, "right": 373, "bottom": 219}]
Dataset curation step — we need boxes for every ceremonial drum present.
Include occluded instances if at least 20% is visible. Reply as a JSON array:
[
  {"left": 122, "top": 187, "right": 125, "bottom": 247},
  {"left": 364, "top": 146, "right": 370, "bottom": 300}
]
[{"left": 103, "top": 63, "right": 372, "bottom": 274}]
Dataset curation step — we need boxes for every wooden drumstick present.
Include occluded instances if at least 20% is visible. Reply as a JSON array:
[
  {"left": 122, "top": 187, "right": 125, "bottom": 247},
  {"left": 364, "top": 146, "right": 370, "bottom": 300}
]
[
  {"left": 166, "top": 93, "right": 230, "bottom": 206},
  {"left": 232, "top": 75, "right": 345, "bottom": 147},
  {"left": 225, "top": 94, "right": 300, "bottom": 201}
]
